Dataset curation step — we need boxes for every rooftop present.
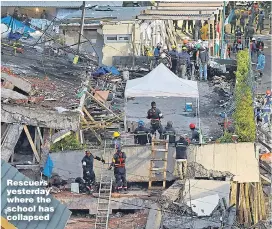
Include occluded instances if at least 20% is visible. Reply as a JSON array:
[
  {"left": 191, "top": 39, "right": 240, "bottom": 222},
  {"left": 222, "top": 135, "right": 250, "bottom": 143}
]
[
  {"left": 1, "top": 1, "right": 123, "bottom": 8},
  {"left": 65, "top": 6, "right": 147, "bottom": 21}
]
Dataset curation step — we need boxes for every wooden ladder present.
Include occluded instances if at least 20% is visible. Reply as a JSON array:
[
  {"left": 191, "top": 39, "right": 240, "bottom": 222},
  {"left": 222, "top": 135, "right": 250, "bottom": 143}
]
[{"left": 148, "top": 138, "right": 168, "bottom": 189}]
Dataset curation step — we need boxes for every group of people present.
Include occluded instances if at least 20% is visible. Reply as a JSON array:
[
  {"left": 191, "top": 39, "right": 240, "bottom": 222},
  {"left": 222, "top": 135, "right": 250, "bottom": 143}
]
[{"left": 152, "top": 40, "right": 209, "bottom": 81}]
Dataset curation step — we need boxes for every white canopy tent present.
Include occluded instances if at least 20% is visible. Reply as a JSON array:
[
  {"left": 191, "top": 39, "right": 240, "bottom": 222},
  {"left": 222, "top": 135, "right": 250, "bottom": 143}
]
[
  {"left": 125, "top": 63, "right": 199, "bottom": 98},
  {"left": 124, "top": 64, "right": 201, "bottom": 138}
]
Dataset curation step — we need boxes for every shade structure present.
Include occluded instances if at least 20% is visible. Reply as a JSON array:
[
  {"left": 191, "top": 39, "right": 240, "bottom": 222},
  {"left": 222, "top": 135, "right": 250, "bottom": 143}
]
[{"left": 125, "top": 63, "right": 199, "bottom": 98}]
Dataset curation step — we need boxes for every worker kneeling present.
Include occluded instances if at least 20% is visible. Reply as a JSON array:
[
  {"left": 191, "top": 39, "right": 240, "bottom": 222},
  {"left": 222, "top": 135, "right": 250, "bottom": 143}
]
[
  {"left": 134, "top": 120, "right": 151, "bottom": 145},
  {"left": 174, "top": 135, "right": 189, "bottom": 179},
  {"left": 108, "top": 145, "right": 127, "bottom": 193}
]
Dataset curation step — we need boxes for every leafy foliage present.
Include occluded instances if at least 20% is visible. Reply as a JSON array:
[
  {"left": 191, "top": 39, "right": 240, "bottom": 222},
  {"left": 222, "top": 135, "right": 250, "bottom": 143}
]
[
  {"left": 233, "top": 49, "right": 256, "bottom": 142},
  {"left": 219, "top": 131, "right": 233, "bottom": 143},
  {"left": 50, "top": 133, "right": 83, "bottom": 152}
]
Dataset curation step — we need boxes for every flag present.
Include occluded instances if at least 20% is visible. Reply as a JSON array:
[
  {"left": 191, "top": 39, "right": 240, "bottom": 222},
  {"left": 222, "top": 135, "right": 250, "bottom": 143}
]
[
  {"left": 224, "top": 9, "right": 235, "bottom": 26},
  {"left": 43, "top": 155, "right": 54, "bottom": 178}
]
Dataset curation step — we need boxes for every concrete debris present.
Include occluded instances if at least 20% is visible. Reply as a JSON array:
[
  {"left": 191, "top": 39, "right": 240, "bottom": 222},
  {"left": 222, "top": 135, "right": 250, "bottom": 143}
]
[
  {"left": 1, "top": 88, "right": 28, "bottom": 100},
  {"left": 187, "top": 162, "right": 234, "bottom": 179}
]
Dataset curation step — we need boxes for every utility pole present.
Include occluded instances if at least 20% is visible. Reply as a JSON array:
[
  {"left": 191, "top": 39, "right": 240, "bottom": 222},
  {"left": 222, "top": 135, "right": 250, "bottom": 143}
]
[
  {"left": 77, "top": 1, "right": 86, "bottom": 54},
  {"left": 220, "top": 0, "right": 226, "bottom": 59}
]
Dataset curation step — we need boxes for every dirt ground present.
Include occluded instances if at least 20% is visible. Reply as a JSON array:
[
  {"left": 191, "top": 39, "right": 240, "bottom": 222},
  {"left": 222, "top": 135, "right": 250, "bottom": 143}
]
[{"left": 65, "top": 211, "right": 148, "bottom": 229}]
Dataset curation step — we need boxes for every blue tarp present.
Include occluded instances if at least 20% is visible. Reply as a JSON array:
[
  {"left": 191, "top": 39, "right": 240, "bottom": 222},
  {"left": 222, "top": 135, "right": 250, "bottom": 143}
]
[
  {"left": 92, "top": 66, "right": 120, "bottom": 77},
  {"left": 43, "top": 155, "right": 54, "bottom": 178},
  {"left": 1, "top": 16, "right": 35, "bottom": 35}
]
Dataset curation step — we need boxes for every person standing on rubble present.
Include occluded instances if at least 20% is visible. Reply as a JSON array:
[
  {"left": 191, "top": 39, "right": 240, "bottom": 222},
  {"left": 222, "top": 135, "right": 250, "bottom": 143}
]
[
  {"left": 147, "top": 101, "right": 164, "bottom": 138},
  {"left": 174, "top": 135, "right": 189, "bottom": 179},
  {"left": 82, "top": 150, "right": 105, "bottom": 185},
  {"left": 196, "top": 44, "right": 209, "bottom": 81},
  {"left": 169, "top": 45, "right": 178, "bottom": 73},
  {"left": 108, "top": 145, "right": 127, "bottom": 193},
  {"left": 134, "top": 120, "right": 151, "bottom": 145},
  {"left": 178, "top": 46, "right": 191, "bottom": 79}
]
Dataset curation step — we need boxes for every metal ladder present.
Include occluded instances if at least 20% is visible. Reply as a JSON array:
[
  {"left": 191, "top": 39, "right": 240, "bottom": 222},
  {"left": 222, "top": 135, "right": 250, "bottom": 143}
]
[
  {"left": 148, "top": 138, "right": 169, "bottom": 189},
  {"left": 94, "top": 141, "right": 113, "bottom": 229}
]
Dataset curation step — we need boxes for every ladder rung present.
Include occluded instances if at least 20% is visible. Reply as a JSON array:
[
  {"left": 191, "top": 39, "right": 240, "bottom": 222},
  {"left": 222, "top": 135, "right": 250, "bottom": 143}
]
[
  {"left": 100, "top": 188, "right": 111, "bottom": 191},
  {"left": 152, "top": 149, "right": 168, "bottom": 152},
  {"left": 149, "top": 177, "right": 167, "bottom": 181},
  {"left": 97, "top": 209, "right": 108, "bottom": 211},
  {"left": 96, "top": 215, "right": 107, "bottom": 218},
  {"left": 150, "top": 158, "right": 166, "bottom": 161},
  {"left": 150, "top": 167, "right": 166, "bottom": 171},
  {"left": 99, "top": 195, "right": 110, "bottom": 198},
  {"left": 100, "top": 182, "right": 112, "bottom": 184},
  {"left": 95, "top": 223, "right": 107, "bottom": 225}
]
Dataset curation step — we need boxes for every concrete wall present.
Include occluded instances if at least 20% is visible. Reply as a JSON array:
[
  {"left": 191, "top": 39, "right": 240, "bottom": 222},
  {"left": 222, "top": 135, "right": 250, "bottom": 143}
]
[
  {"left": 102, "top": 22, "right": 141, "bottom": 66},
  {"left": 51, "top": 145, "right": 176, "bottom": 182},
  {"left": 187, "top": 143, "right": 259, "bottom": 182}
]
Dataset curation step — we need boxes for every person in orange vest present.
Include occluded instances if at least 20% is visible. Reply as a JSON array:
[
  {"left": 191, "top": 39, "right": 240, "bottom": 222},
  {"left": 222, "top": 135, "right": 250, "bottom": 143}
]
[{"left": 108, "top": 144, "right": 127, "bottom": 192}]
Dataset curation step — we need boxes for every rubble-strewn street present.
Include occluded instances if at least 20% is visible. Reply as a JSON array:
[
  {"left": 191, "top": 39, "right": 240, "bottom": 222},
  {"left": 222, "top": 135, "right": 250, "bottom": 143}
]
[{"left": 1, "top": 1, "right": 271, "bottom": 229}]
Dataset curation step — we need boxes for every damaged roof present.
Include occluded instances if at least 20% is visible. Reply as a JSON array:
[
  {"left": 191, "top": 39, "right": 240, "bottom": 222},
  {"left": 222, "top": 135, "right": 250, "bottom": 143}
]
[
  {"left": 1, "top": 159, "right": 71, "bottom": 229},
  {"left": 1, "top": 1, "right": 123, "bottom": 8},
  {"left": 65, "top": 6, "right": 147, "bottom": 21}
]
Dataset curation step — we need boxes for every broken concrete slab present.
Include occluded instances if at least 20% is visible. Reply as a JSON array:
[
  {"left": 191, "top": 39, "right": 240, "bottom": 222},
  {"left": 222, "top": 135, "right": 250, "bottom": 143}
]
[
  {"left": 2, "top": 72, "right": 32, "bottom": 93},
  {"left": 1, "top": 104, "right": 80, "bottom": 131},
  {"left": 145, "top": 203, "right": 161, "bottom": 229},
  {"left": 1, "top": 124, "right": 23, "bottom": 162},
  {"left": 161, "top": 180, "right": 183, "bottom": 208},
  {"left": 187, "top": 143, "right": 260, "bottom": 182},
  {"left": 1, "top": 88, "right": 28, "bottom": 100}
]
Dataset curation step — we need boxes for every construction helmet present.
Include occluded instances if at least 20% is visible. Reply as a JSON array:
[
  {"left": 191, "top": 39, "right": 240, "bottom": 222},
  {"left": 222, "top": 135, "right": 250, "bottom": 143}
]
[
  {"left": 182, "top": 46, "right": 187, "bottom": 51},
  {"left": 189, "top": 123, "right": 196, "bottom": 129},
  {"left": 138, "top": 120, "right": 144, "bottom": 127},
  {"left": 163, "top": 45, "right": 168, "bottom": 50},
  {"left": 252, "top": 38, "right": 256, "bottom": 41},
  {"left": 172, "top": 44, "right": 176, "bottom": 49},
  {"left": 113, "top": 131, "right": 120, "bottom": 138},
  {"left": 183, "top": 39, "right": 188, "bottom": 44}
]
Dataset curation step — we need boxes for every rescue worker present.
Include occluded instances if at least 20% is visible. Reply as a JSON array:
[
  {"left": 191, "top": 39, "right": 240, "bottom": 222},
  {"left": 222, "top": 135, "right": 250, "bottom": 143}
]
[
  {"left": 200, "top": 21, "right": 209, "bottom": 40},
  {"left": 230, "top": 12, "right": 237, "bottom": 34},
  {"left": 174, "top": 135, "right": 189, "bottom": 179},
  {"left": 197, "top": 44, "right": 209, "bottom": 81},
  {"left": 82, "top": 150, "right": 105, "bottom": 185},
  {"left": 134, "top": 120, "right": 151, "bottom": 145},
  {"left": 194, "top": 20, "right": 202, "bottom": 40},
  {"left": 256, "top": 50, "right": 265, "bottom": 77},
  {"left": 235, "top": 26, "right": 242, "bottom": 40},
  {"left": 236, "top": 39, "right": 244, "bottom": 52},
  {"left": 147, "top": 101, "right": 163, "bottom": 138},
  {"left": 257, "top": 10, "right": 265, "bottom": 34},
  {"left": 160, "top": 46, "right": 172, "bottom": 69},
  {"left": 178, "top": 46, "right": 191, "bottom": 79},
  {"left": 239, "top": 10, "right": 247, "bottom": 33},
  {"left": 244, "top": 23, "right": 250, "bottom": 48},
  {"left": 154, "top": 43, "right": 161, "bottom": 65},
  {"left": 169, "top": 45, "right": 178, "bottom": 73},
  {"left": 162, "top": 121, "right": 176, "bottom": 143},
  {"left": 108, "top": 145, "right": 127, "bottom": 192},
  {"left": 112, "top": 131, "right": 121, "bottom": 149},
  {"left": 250, "top": 38, "right": 257, "bottom": 61},
  {"left": 256, "top": 37, "right": 264, "bottom": 56},
  {"left": 189, "top": 123, "right": 200, "bottom": 143}
]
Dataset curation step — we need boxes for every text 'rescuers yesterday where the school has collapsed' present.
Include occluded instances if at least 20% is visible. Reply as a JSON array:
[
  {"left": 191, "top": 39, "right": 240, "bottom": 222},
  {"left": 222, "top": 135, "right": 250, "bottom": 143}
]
[{"left": 4, "top": 180, "right": 54, "bottom": 221}]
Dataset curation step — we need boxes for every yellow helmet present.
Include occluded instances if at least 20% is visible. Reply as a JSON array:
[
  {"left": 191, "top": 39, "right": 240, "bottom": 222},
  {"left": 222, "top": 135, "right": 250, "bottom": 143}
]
[
  {"left": 113, "top": 131, "right": 120, "bottom": 138},
  {"left": 172, "top": 44, "right": 176, "bottom": 49}
]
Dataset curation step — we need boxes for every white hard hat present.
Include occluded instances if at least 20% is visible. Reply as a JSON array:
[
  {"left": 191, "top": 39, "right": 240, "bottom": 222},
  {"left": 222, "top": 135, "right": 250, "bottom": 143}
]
[
  {"left": 163, "top": 46, "right": 168, "bottom": 50},
  {"left": 252, "top": 38, "right": 256, "bottom": 41},
  {"left": 197, "top": 39, "right": 202, "bottom": 43},
  {"left": 161, "top": 53, "right": 166, "bottom": 58}
]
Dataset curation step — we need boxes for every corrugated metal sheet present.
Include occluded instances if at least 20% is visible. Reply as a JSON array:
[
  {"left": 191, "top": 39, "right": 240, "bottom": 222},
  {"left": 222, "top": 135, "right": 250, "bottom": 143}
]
[
  {"left": 1, "top": 1, "right": 123, "bottom": 8},
  {"left": 1, "top": 159, "right": 71, "bottom": 229},
  {"left": 65, "top": 7, "right": 147, "bottom": 21}
]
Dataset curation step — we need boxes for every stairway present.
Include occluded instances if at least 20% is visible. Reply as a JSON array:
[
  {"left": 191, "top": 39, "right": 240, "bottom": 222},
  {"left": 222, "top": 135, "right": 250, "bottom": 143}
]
[
  {"left": 1, "top": 124, "right": 23, "bottom": 162},
  {"left": 148, "top": 138, "right": 169, "bottom": 189}
]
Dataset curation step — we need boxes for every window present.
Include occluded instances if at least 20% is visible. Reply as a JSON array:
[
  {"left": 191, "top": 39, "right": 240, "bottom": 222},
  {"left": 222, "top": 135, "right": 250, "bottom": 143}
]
[{"left": 105, "top": 35, "right": 131, "bottom": 43}]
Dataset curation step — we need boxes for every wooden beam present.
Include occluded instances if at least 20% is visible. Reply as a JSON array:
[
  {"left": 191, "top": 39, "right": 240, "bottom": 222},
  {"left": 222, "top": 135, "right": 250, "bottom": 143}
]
[
  {"left": 86, "top": 91, "right": 122, "bottom": 121},
  {"left": 33, "top": 127, "right": 38, "bottom": 164},
  {"left": 37, "top": 126, "right": 44, "bottom": 145},
  {"left": 23, "top": 125, "right": 40, "bottom": 163},
  {"left": 83, "top": 106, "right": 95, "bottom": 122},
  {"left": 81, "top": 116, "right": 102, "bottom": 144}
]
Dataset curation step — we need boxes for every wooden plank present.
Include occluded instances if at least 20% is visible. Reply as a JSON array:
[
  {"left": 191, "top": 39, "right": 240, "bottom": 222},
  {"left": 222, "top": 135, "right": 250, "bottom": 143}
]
[
  {"left": 23, "top": 125, "right": 40, "bottom": 163},
  {"left": 94, "top": 90, "right": 109, "bottom": 103},
  {"left": 83, "top": 106, "right": 95, "bottom": 122},
  {"left": 244, "top": 183, "right": 252, "bottom": 226},
  {"left": 81, "top": 116, "right": 102, "bottom": 144},
  {"left": 37, "top": 127, "right": 44, "bottom": 145},
  {"left": 33, "top": 127, "right": 38, "bottom": 164},
  {"left": 86, "top": 91, "right": 122, "bottom": 121},
  {"left": 230, "top": 181, "right": 237, "bottom": 206},
  {"left": 259, "top": 182, "right": 266, "bottom": 219}
]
